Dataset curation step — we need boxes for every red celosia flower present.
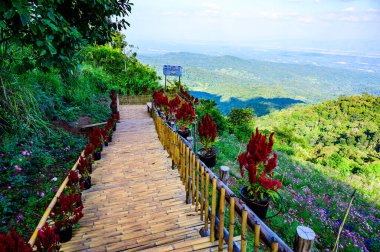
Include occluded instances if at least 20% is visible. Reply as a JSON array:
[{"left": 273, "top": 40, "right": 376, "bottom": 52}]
[
  {"left": 169, "top": 95, "right": 181, "bottom": 116},
  {"left": 89, "top": 127, "right": 103, "bottom": 151},
  {"left": 0, "top": 228, "right": 32, "bottom": 252},
  {"left": 198, "top": 113, "right": 217, "bottom": 152},
  {"left": 36, "top": 223, "right": 60, "bottom": 252},
  {"left": 238, "top": 128, "right": 281, "bottom": 200},
  {"left": 84, "top": 143, "right": 94, "bottom": 159},
  {"left": 51, "top": 193, "right": 83, "bottom": 229},
  {"left": 175, "top": 102, "right": 195, "bottom": 129},
  {"left": 143, "top": 86, "right": 148, "bottom": 94},
  {"left": 153, "top": 92, "right": 170, "bottom": 114},
  {"left": 77, "top": 157, "right": 90, "bottom": 179}
]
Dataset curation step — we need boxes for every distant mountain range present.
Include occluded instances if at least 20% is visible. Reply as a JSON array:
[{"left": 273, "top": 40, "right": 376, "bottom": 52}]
[{"left": 139, "top": 52, "right": 380, "bottom": 116}]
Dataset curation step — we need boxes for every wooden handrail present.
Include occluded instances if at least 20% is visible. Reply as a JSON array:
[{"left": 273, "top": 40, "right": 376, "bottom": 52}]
[{"left": 152, "top": 103, "right": 293, "bottom": 252}]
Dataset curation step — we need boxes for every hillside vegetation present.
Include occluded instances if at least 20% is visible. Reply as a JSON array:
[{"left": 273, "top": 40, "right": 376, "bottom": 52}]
[
  {"left": 256, "top": 94, "right": 380, "bottom": 204},
  {"left": 140, "top": 52, "right": 380, "bottom": 115}
]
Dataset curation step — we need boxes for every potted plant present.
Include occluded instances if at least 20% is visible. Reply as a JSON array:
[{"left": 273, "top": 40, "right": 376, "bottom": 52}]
[
  {"left": 50, "top": 192, "right": 83, "bottom": 243},
  {"left": 83, "top": 143, "right": 94, "bottom": 173},
  {"left": 89, "top": 127, "right": 104, "bottom": 161},
  {"left": 35, "top": 223, "right": 60, "bottom": 252},
  {"left": 77, "top": 156, "right": 91, "bottom": 190},
  {"left": 197, "top": 113, "right": 218, "bottom": 168},
  {"left": 238, "top": 128, "right": 282, "bottom": 220},
  {"left": 175, "top": 102, "right": 196, "bottom": 139},
  {"left": 153, "top": 91, "right": 169, "bottom": 117},
  {"left": 167, "top": 95, "right": 181, "bottom": 125}
]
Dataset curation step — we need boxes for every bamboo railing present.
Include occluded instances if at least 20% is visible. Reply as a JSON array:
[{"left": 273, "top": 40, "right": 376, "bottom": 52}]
[{"left": 152, "top": 104, "right": 294, "bottom": 252}]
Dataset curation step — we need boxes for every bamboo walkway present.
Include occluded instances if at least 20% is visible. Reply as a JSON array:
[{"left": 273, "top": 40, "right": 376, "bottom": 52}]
[{"left": 61, "top": 105, "right": 218, "bottom": 252}]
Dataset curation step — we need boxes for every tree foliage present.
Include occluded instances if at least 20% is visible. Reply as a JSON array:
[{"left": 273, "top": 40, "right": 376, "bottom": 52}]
[{"left": 0, "top": 0, "right": 133, "bottom": 68}]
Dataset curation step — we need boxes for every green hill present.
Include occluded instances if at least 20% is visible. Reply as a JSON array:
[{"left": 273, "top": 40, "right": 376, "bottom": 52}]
[
  {"left": 256, "top": 94, "right": 380, "bottom": 203},
  {"left": 139, "top": 52, "right": 380, "bottom": 115}
]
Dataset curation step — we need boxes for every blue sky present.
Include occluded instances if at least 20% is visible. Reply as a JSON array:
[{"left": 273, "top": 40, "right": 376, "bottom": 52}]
[{"left": 124, "top": 0, "right": 380, "bottom": 52}]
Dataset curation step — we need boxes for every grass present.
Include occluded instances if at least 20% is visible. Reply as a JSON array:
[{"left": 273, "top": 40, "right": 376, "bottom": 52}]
[{"left": 209, "top": 132, "right": 380, "bottom": 251}]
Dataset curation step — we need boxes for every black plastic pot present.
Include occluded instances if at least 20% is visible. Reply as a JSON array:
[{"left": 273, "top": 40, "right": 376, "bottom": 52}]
[
  {"left": 57, "top": 225, "right": 73, "bottom": 243},
  {"left": 93, "top": 151, "right": 101, "bottom": 161},
  {"left": 108, "top": 136, "right": 113, "bottom": 143},
  {"left": 197, "top": 148, "right": 217, "bottom": 168},
  {"left": 177, "top": 128, "right": 190, "bottom": 139},
  {"left": 81, "top": 176, "right": 92, "bottom": 190},
  {"left": 113, "top": 124, "right": 116, "bottom": 131},
  {"left": 76, "top": 193, "right": 83, "bottom": 207},
  {"left": 240, "top": 186, "right": 271, "bottom": 220},
  {"left": 104, "top": 141, "right": 109, "bottom": 147},
  {"left": 89, "top": 163, "right": 93, "bottom": 174}
]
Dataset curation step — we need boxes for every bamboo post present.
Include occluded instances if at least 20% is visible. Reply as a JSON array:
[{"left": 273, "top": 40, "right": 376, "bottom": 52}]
[
  {"left": 254, "top": 222, "right": 261, "bottom": 252},
  {"left": 195, "top": 159, "right": 200, "bottom": 212},
  {"left": 200, "top": 166, "right": 205, "bottom": 221},
  {"left": 204, "top": 172, "right": 210, "bottom": 231},
  {"left": 191, "top": 154, "right": 196, "bottom": 206},
  {"left": 186, "top": 177, "right": 192, "bottom": 204},
  {"left": 271, "top": 241, "right": 279, "bottom": 252},
  {"left": 294, "top": 226, "right": 316, "bottom": 252},
  {"left": 210, "top": 178, "right": 217, "bottom": 243},
  {"left": 332, "top": 190, "right": 356, "bottom": 252},
  {"left": 218, "top": 188, "right": 226, "bottom": 251},
  {"left": 241, "top": 209, "right": 248, "bottom": 252},
  {"left": 181, "top": 142, "right": 185, "bottom": 183},
  {"left": 185, "top": 147, "right": 190, "bottom": 189},
  {"left": 228, "top": 197, "right": 235, "bottom": 252},
  {"left": 220, "top": 165, "right": 230, "bottom": 185}
]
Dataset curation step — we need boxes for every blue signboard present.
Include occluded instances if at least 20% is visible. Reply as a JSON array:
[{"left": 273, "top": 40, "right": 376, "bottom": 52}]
[{"left": 163, "top": 65, "right": 182, "bottom": 76}]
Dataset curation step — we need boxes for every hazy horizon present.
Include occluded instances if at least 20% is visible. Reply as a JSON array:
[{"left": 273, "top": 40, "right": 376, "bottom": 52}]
[{"left": 124, "top": 0, "right": 380, "bottom": 56}]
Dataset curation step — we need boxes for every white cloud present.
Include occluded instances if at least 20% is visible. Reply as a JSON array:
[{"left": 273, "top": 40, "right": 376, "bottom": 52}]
[{"left": 342, "top": 7, "right": 355, "bottom": 12}]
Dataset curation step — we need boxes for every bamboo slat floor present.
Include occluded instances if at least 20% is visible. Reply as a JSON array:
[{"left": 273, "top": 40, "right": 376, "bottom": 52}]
[{"left": 60, "top": 105, "right": 215, "bottom": 252}]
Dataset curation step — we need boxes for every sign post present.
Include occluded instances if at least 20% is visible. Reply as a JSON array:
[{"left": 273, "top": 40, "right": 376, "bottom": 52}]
[{"left": 163, "top": 65, "right": 183, "bottom": 93}]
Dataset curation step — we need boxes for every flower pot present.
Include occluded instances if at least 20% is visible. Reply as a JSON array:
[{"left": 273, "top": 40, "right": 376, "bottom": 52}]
[
  {"left": 197, "top": 148, "right": 217, "bottom": 168},
  {"left": 57, "top": 225, "right": 73, "bottom": 243},
  {"left": 240, "top": 186, "right": 271, "bottom": 220},
  {"left": 113, "top": 124, "right": 116, "bottom": 131},
  {"left": 177, "top": 128, "right": 190, "bottom": 139},
  {"left": 89, "top": 163, "right": 93, "bottom": 174},
  {"left": 76, "top": 193, "right": 83, "bottom": 207},
  {"left": 104, "top": 141, "right": 109, "bottom": 146},
  {"left": 108, "top": 136, "right": 113, "bottom": 143},
  {"left": 81, "top": 176, "right": 92, "bottom": 190},
  {"left": 93, "top": 151, "right": 101, "bottom": 161}
]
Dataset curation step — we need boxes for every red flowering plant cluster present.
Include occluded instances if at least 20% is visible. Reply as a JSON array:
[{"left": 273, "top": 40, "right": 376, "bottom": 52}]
[
  {"left": 153, "top": 91, "right": 169, "bottom": 115},
  {"left": 35, "top": 223, "right": 60, "bottom": 252},
  {"left": 238, "top": 128, "right": 282, "bottom": 201},
  {"left": 175, "top": 102, "right": 196, "bottom": 130},
  {"left": 102, "top": 117, "right": 116, "bottom": 143},
  {"left": 0, "top": 228, "right": 32, "bottom": 252},
  {"left": 66, "top": 170, "right": 83, "bottom": 195},
  {"left": 50, "top": 192, "right": 83, "bottom": 229},
  {"left": 89, "top": 127, "right": 103, "bottom": 153},
  {"left": 168, "top": 95, "right": 181, "bottom": 120},
  {"left": 197, "top": 113, "right": 218, "bottom": 153},
  {"left": 110, "top": 90, "right": 117, "bottom": 114},
  {"left": 83, "top": 143, "right": 94, "bottom": 164},
  {"left": 77, "top": 157, "right": 90, "bottom": 180},
  {"left": 179, "top": 87, "right": 199, "bottom": 106}
]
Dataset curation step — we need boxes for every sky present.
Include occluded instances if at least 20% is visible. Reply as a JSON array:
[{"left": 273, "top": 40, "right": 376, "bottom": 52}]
[{"left": 123, "top": 0, "right": 380, "bottom": 53}]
